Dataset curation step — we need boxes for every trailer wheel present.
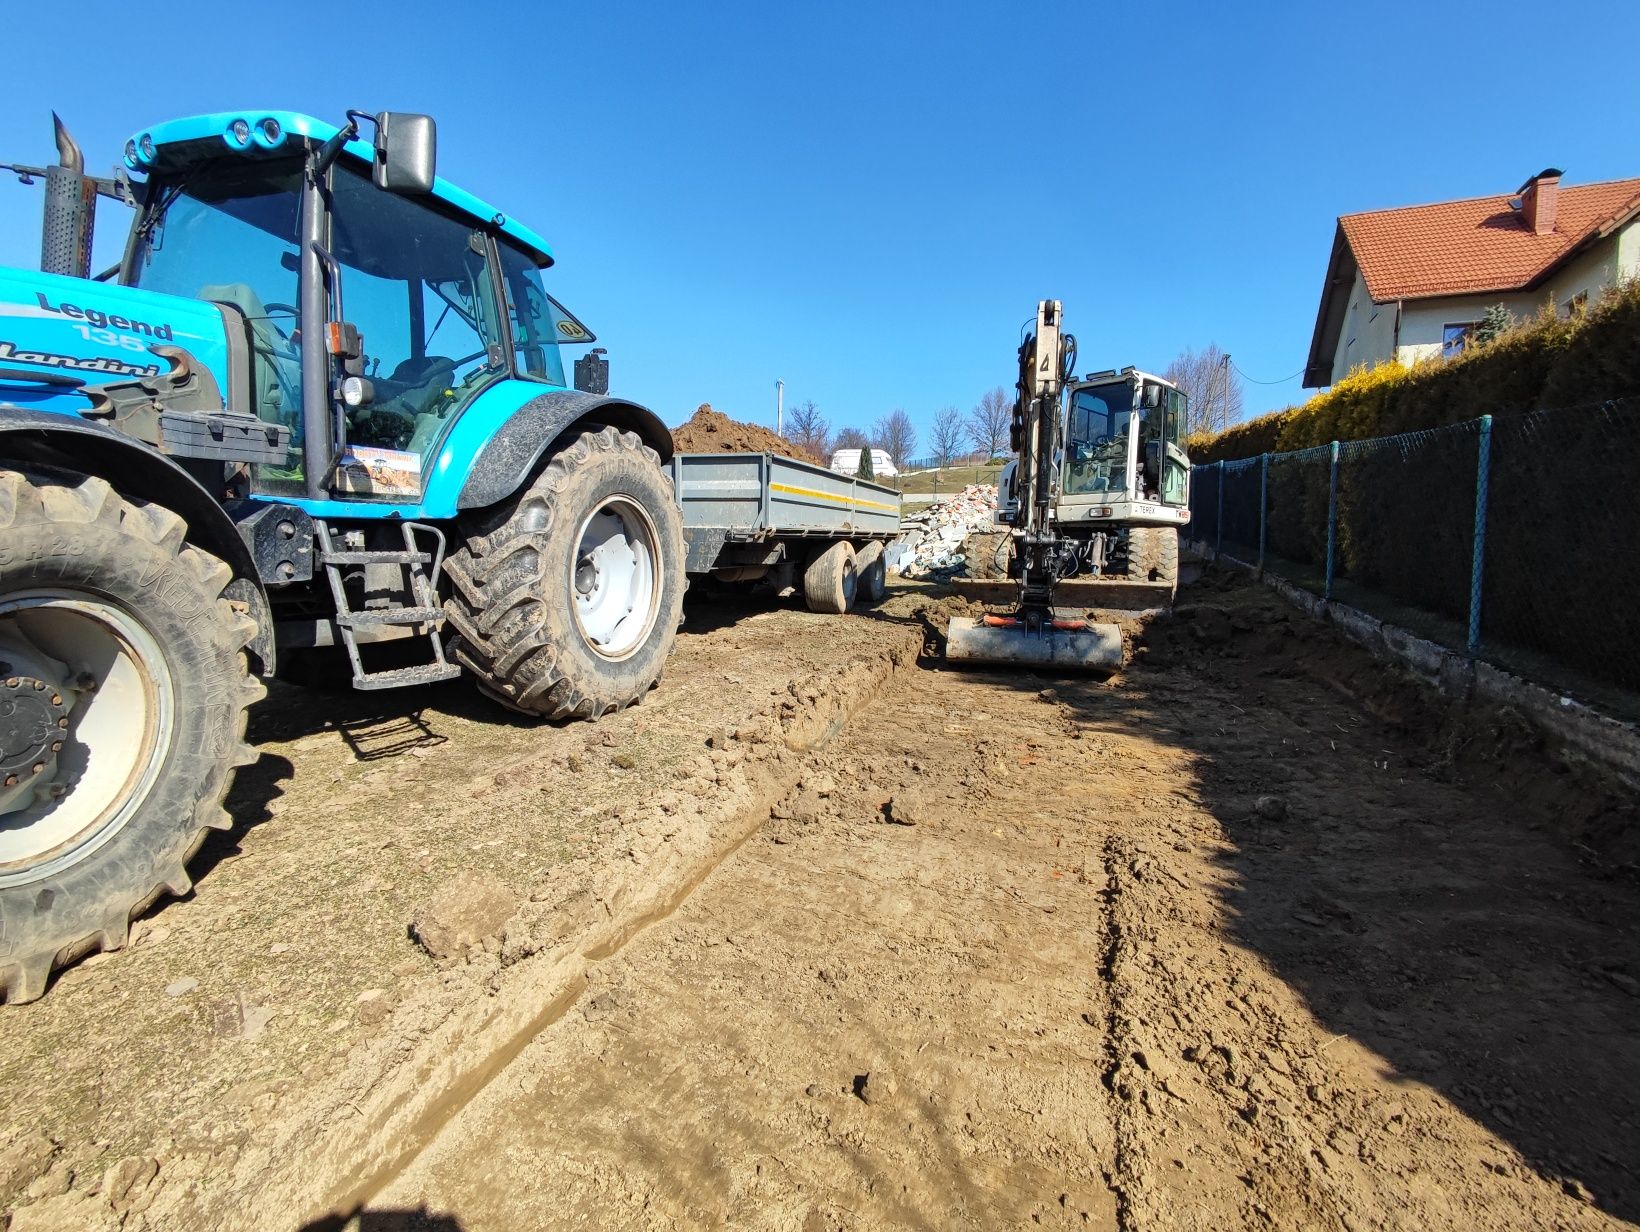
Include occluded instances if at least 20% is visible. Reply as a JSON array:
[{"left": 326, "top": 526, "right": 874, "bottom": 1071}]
[
  {"left": 1128, "top": 526, "right": 1179, "bottom": 598},
  {"left": 444, "top": 426, "right": 685, "bottom": 720},
  {"left": 0, "top": 467, "right": 261, "bottom": 1004},
  {"left": 803, "top": 540, "right": 857, "bottom": 614},
  {"left": 854, "top": 541, "right": 887, "bottom": 605}
]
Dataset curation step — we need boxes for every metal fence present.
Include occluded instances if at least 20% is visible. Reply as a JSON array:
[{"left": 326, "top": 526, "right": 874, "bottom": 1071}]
[{"left": 1186, "top": 397, "right": 1640, "bottom": 700}]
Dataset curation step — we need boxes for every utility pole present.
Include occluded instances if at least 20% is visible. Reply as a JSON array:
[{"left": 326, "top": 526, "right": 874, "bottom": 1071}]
[{"left": 776, "top": 379, "right": 784, "bottom": 436}]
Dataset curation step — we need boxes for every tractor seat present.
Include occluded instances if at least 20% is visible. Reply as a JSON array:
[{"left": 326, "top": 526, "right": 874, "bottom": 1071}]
[
  {"left": 199, "top": 283, "right": 296, "bottom": 424},
  {"left": 380, "top": 355, "right": 457, "bottom": 417}
]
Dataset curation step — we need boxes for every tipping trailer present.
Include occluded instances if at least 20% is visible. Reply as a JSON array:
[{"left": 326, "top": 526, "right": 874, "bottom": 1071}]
[{"left": 674, "top": 451, "right": 900, "bottom": 613}]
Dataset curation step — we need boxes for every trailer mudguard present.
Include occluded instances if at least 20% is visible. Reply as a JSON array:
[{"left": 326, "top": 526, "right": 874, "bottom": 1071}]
[
  {"left": 454, "top": 390, "right": 673, "bottom": 512},
  {"left": 0, "top": 405, "right": 275, "bottom": 672}
]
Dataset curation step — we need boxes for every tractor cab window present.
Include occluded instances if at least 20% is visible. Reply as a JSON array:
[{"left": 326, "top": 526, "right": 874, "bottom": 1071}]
[
  {"left": 1137, "top": 385, "right": 1190, "bottom": 506},
  {"left": 326, "top": 166, "right": 508, "bottom": 492},
  {"left": 496, "top": 241, "right": 594, "bottom": 388},
  {"left": 1064, "top": 383, "right": 1133, "bottom": 496},
  {"left": 128, "top": 163, "right": 304, "bottom": 466}
]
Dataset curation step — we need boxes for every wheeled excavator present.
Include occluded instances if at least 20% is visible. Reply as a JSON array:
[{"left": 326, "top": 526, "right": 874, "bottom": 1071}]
[{"left": 946, "top": 300, "right": 1191, "bottom": 667}]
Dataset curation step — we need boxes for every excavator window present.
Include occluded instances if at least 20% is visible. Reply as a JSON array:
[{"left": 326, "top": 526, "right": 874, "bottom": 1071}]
[{"left": 1064, "top": 384, "right": 1132, "bottom": 496}]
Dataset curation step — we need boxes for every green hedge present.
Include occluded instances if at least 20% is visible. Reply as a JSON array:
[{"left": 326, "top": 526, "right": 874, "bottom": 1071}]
[{"left": 1191, "top": 280, "right": 1640, "bottom": 464}]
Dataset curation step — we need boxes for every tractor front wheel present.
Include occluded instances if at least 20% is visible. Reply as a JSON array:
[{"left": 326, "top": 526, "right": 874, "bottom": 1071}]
[
  {"left": 444, "top": 427, "right": 685, "bottom": 720},
  {"left": 0, "top": 467, "right": 261, "bottom": 1003}
]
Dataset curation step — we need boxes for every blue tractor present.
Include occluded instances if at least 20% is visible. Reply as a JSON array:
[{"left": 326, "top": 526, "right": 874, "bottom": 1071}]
[{"left": 0, "top": 110, "right": 686, "bottom": 1002}]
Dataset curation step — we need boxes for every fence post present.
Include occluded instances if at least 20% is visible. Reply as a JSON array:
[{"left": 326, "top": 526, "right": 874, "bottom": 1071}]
[
  {"left": 1325, "top": 441, "right": 1340, "bottom": 601},
  {"left": 1257, "top": 452, "right": 1269, "bottom": 574},
  {"left": 1467, "top": 415, "right": 1493, "bottom": 655},
  {"left": 1215, "top": 460, "right": 1224, "bottom": 555}
]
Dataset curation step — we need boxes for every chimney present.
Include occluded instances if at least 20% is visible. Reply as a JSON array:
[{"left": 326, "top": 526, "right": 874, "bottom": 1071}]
[{"left": 1518, "top": 167, "right": 1563, "bottom": 236}]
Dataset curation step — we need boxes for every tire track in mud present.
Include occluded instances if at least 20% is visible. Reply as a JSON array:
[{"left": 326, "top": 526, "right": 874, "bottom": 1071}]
[
  {"left": 1097, "top": 835, "right": 1139, "bottom": 1231},
  {"left": 375, "top": 665, "right": 1126, "bottom": 1230}
]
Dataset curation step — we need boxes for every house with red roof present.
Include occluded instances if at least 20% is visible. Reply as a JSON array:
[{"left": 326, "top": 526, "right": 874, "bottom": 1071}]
[{"left": 1304, "top": 169, "right": 1640, "bottom": 387}]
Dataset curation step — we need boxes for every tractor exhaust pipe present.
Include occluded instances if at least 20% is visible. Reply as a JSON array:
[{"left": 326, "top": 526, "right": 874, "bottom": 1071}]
[{"left": 40, "top": 112, "right": 95, "bottom": 280}]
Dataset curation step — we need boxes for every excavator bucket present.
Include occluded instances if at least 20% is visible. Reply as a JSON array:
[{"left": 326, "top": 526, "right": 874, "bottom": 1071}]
[{"left": 946, "top": 614, "right": 1124, "bottom": 670}]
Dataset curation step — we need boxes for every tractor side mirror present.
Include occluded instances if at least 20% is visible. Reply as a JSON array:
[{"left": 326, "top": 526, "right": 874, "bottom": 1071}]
[
  {"left": 1141, "top": 382, "right": 1163, "bottom": 409},
  {"left": 373, "top": 112, "right": 436, "bottom": 194}
]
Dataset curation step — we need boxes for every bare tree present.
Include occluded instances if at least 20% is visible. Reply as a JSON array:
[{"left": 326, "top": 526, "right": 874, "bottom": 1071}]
[
  {"left": 967, "top": 387, "right": 1012, "bottom": 459},
  {"left": 929, "top": 406, "right": 965, "bottom": 465},
  {"left": 1162, "top": 344, "right": 1243, "bottom": 436},
  {"left": 833, "top": 425, "right": 871, "bottom": 451},
  {"left": 785, "top": 399, "right": 830, "bottom": 461},
  {"left": 873, "top": 408, "right": 917, "bottom": 470}
]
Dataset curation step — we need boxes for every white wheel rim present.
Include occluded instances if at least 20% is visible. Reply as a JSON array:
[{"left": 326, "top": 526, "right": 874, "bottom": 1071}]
[
  {"left": 569, "top": 496, "right": 662, "bottom": 661},
  {"left": 0, "top": 594, "right": 173, "bottom": 884}
]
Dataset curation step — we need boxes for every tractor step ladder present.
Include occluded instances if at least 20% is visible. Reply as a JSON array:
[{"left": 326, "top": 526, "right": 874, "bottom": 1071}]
[{"left": 315, "top": 519, "right": 463, "bottom": 690}]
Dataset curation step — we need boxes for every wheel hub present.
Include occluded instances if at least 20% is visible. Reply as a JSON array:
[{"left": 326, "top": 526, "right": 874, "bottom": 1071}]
[{"left": 0, "top": 675, "right": 69, "bottom": 787}]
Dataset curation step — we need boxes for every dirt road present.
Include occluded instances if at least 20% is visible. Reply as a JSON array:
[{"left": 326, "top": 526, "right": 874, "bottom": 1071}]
[{"left": 374, "top": 578, "right": 1640, "bottom": 1231}]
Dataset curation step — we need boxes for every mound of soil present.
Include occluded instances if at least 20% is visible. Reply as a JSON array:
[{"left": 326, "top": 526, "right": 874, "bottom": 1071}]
[{"left": 672, "top": 404, "right": 817, "bottom": 462}]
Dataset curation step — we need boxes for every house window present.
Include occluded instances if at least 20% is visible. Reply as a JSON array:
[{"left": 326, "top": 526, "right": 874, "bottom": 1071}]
[
  {"left": 1442, "top": 322, "right": 1477, "bottom": 358},
  {"left": 1562, "top": 291, "right": 1589, "bottom": 318}
]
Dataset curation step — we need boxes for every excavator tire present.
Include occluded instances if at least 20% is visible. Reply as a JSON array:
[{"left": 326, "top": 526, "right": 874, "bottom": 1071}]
[
  {"left": 0, "top": 466, "right": 262, "bottom": 1004},
  {"left": 803, "top": 540, "right": 857, "bottom": 614},
  {"left": 444, "top": 427, "right": 685, "bottom": 720},
  {"left": 1128, "top": 526, "right": 1179, "bottom": 599}
]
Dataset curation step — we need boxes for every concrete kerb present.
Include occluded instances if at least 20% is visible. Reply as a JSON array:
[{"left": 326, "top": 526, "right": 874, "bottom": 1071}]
[
  {"left": 235, "top": 624, "right": 924, "bottom": 1230},
  {"left": 1196, "top": 546, "right": 1640, "bottom": 796}
]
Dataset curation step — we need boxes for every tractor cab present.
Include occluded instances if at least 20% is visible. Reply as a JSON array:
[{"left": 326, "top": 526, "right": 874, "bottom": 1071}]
[{"left": 117, "top": 112, "right": 595, "bottom": 503}]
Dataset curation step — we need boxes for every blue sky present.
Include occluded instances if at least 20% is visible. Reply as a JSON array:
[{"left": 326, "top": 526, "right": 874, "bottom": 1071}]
[{"left": 2, "top": 0, "right": 1635, "bottom": 451}]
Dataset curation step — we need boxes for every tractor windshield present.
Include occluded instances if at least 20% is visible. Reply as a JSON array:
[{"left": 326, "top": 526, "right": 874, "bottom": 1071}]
[
  {"left": 127, "top": 162, "right": 305, "bottom": 454},
  {"left": 1064, "top": 382, "right": 1133, "bottom": 496}
]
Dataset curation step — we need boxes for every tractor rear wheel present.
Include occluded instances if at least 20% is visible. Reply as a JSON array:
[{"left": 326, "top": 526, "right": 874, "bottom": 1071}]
[
  {"left": 0, "top": 467, "right": 261, "bottom": 1004},
  {"left": 1128, "top": 526, "right": 1179, "bottom": 598},
  {"left": 444, "top": 427, "right": 685, "bottom": 720}
]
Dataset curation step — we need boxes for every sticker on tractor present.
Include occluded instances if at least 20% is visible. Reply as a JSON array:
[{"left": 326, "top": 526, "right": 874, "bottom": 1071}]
[{"left": 333, "top": 445, "right": 423, "bottom": 498}]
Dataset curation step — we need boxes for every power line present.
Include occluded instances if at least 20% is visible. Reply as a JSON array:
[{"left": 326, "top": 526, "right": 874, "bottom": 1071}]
[{"left": 1230, "top": 359, "right": 1306, "bottom": 386}]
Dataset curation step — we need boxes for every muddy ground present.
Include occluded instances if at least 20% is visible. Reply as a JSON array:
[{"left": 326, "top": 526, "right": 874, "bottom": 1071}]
[
  {"left": 373, "top": 574, "right": 1640, "bottom": 1231},
  {"left": 4, "top": 572, "right": 1639, "bottom": 1231},
  {"left": 0, "top": 593, "right": 921, "bottom": 1231}
]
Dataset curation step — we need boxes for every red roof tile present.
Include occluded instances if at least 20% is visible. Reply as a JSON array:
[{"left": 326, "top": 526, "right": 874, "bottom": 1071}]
[{"left": 1342, "top": 177, "right": 1640, "bottom": 302}]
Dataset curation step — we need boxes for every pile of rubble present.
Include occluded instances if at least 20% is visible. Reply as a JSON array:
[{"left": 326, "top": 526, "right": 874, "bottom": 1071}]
[{"left": 885, "top": 484, "right": 999, "bottom": 579}]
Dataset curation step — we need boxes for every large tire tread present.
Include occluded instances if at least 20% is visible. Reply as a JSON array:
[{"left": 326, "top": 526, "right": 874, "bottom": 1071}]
[
  {"left": 0, "top": 466, "right": 260, "bottom": 1004},
  {"left": 444, "top": 427, "right": 685, "bottom": 721}
]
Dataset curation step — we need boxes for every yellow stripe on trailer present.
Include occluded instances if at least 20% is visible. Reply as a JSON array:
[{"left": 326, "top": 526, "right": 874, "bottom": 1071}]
[{"left": 767, "top": 482, "right": 899, "bottom": 514}]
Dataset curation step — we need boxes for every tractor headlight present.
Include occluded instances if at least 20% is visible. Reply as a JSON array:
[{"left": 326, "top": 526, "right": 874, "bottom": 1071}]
[
  {"left": 257, "top": 117, "right": 283, "bottom": 148},
  {"left": 139, "top": 134, "right": 156, "bottom": 162},
  {"left": 341, "top": 376, "right": 375, "bottom": 408},
  {"left": 124, "top": 140, "right": 139, "bottom": 170},
  {"left": 228, "top": 118, "right": 252, "bottom": 147}
]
